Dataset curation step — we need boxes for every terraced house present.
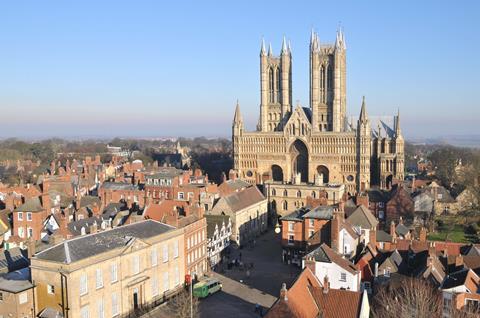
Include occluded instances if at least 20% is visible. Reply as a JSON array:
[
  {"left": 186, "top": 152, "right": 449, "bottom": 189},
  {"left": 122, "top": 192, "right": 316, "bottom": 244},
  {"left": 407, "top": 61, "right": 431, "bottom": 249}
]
[{"left": 30, "top": 220, "right": 185, "bottom": 318}]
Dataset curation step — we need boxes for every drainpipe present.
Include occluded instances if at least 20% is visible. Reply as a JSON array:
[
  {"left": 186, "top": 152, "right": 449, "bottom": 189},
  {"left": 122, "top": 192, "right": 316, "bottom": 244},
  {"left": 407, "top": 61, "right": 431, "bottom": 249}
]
[
  {"left": 32, "top": 279, "right": 36, "bottom": 318},
  {"left": 60, "top": 271, "right": 70, "bottom": 318}
]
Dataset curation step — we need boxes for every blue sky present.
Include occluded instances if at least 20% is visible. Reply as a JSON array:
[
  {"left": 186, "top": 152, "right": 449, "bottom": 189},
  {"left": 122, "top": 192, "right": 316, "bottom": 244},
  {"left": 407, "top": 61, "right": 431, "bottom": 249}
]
[{"left": 0, "top": 1, "right": 478, "bottom": 139}]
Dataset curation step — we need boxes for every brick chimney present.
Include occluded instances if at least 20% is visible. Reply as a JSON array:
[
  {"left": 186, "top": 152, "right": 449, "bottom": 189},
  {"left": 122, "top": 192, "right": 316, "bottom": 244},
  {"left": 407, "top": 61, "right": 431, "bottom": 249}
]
[
  {"left": 89, "top": 222, "right": 98, "bottom": 234},
  {"left": 323, "top": 276, "right": 330, "bottom": 294},
  {"left": 428, "top": 241, "right": 436, "bottom": 257},
  {"left": 455, "top": 254, "right": 464, "bottom": 268},
  {"left": 390, "top": 221, "right": 396, "bottom": 239},
  {"left": 356, "top": 192, "right": 369, "bottom": 208},
  {"left": 27, "top": 239, "right": 36, "bottom": 259},
  {"left": 50, "top": 161, "right": 55, "bottom": 175},
  {"left": 369, "top": 227, "right": 377, "bottom": 246},
  {"left": 304, "top": 256, "right": 316, "bottom": 275},
  {"left": 419, "top": 227, "right": 427, "bottom": 242},
  {"left": 279, "top": 283, "right": 288, "bottom": 301},
  {"left": 331, "top": 213, "right": 340, "bottom": 253},
  {"left": 228, "top": 169, "right": 237, "bottom": 181},
  {"left": 41, "top": 193, "right": 51, "bottom": 214}
]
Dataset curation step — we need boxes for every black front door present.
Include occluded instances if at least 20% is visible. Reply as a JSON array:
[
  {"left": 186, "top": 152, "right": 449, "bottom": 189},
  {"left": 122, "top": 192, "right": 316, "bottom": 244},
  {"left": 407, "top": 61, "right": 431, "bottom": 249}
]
[{"left": 133, "top": 289, "right": 139, "bottom": 310}]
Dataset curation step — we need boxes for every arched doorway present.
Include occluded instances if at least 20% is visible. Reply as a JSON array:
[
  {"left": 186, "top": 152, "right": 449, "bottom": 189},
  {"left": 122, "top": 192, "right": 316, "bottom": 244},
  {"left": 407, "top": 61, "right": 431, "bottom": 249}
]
[
  {"left": 271, "top": 165, "right": 284, "bottom": 182},
  {"left": 290, "top": 140, "right": 308, "bottom": 183},
  {"left": 316, "top": 165, "right": 329, "bottom": 184}
]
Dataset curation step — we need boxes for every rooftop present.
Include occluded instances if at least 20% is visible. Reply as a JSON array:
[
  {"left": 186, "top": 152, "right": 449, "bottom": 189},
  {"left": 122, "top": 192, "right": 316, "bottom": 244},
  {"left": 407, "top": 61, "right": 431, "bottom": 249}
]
[{"left": 35, "top": 220, "right": 174, "bottom": 264}]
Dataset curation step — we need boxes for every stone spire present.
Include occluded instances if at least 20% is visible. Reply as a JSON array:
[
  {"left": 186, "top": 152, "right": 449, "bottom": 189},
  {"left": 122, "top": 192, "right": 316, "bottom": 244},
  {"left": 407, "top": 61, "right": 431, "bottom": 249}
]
[
  {"left": 288, "top": 40, "right": 292, "bottom": 55},
  {"left": 335, "top": 28, "right": 346, "bottom": 50},
  {"left": 395, "top": 108, "right": 402, "bottom": 137},
  {"left": 310, "top": 29, "right": 319, "bottom": 52},
  {"left": 341, "top": 29, "right": 346, "bottom": 50},
  {"left": 233, "top": 100, "right": 243, "bottom": 124},
  {"left": 260, "top": 37, "right": 266, "bottom": 56},
  {"left": 281, "top": 36, "right": 288, "bottom": 55},
  {"left": 268, "top": 43, "right": 273, "bottom": 56},
  {"left": 359, "top": 96, "right": 368, "bottom": 123}
]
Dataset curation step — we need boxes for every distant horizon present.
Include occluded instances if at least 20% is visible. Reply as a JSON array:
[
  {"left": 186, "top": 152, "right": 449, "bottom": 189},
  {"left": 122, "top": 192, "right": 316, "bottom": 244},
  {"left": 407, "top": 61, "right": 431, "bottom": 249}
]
[{"left": 1, "top": 1, "right": 479, "bottom": 139}]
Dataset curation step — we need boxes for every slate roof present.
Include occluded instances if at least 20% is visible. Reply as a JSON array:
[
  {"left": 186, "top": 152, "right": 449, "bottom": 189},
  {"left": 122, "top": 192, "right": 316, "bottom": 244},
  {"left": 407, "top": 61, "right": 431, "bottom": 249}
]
[
  {"left": 440, "top": 268, "right": 478, "bottom": 291},
  {"left": 213, "top": 186, "right": 265, "bottom": 214},
  {"left": 101, "top": 182, "right": 139, "bottom": 191},
  {"left": 0, "top": 268, "right": 33, "bottom": 293},
  {"left": 14, "top": 196, "right": 44, "bottom": 212},
  {"left": 38, "top": 308, "right": 64, "bottom": 318},
  {"left": 206, "top": 215, "right": 230, "bottom": 238},
  {"left": 376, "top": 230, "right": 392, "bottom": 243},
  {"left": 67, "top": 216, "right": 109, "bottom": 236},
  {"left": 223, "top": 179, "right": 251, "bottom": 191},
  {"left": 35, "top": 220, "right": 174, "bottom": 264},
  {"left": 306, "top": 243, "right": 358, "bottom": 274},
  {"left": 0, "top": 247, "right": 29, "bottom": 274},
  {"left": 103, "top": 202, "right": 127, "bottom": 215},
  {"left": 80, "top": 196, "right": 101, "bottom": 208},
  {"left": 281, "top": 206, "right": 334, "bottom": 222},
  {"left": 347, "top": 205, "right": 379, "bottom": 229},
  {"left": 367, "top": 188, "right": 389, "bottom": 202},
  {"left": 146, "top": 167, "right": 183, "bottom": 179},
  {"left": 396, "top": 224, "right": 410, "bottom": 236},
  {"left": 304, "top": 205, "right": 334, "bottom": 220}
]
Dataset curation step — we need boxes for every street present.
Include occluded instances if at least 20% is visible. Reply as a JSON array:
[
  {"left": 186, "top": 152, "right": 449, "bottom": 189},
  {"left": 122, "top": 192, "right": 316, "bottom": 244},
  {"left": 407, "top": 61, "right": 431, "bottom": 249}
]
[{"left": 199, "top": 229, "right": 301, "bottom": 317}]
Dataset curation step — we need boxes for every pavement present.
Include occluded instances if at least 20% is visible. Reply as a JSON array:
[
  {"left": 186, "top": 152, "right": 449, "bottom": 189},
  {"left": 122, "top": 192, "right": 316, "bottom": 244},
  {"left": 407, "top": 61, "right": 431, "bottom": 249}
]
[{"left": 199, "top": 228, "right": 301, "bottom": 317}]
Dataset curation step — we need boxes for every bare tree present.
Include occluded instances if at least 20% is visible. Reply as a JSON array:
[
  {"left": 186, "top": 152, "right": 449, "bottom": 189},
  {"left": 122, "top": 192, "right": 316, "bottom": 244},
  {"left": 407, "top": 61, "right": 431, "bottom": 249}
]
[
  {"left": 169, "top": 289, "right": 199, "bottom": 318},
  {"left": 372, "top": 278, "right": 442, "bottom": 318}
]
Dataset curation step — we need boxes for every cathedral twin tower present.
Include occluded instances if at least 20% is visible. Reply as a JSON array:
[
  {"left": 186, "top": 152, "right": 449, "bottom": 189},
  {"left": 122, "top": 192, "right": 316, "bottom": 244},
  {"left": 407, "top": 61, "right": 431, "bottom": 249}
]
[
  {"left": 259, "top": 30, "right": 346, "bottom": 133},
  {"left": 233, "top": 30, "right": 404, "bottom": 194}
]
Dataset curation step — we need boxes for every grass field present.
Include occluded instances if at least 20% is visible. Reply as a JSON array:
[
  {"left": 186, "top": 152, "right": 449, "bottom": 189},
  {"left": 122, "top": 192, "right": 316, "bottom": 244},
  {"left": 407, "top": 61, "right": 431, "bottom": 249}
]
[{"left": 427, "top": 214, "right": 480, "bottom": 243}]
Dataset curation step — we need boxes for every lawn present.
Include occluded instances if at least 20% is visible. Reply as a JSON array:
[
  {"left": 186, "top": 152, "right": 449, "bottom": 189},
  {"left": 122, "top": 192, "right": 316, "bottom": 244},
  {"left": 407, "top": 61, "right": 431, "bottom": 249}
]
[
  {"left": 427, "top": 224, "right": 469, "bottom": 243},
  {"left": 427, "top": 214, "right": 479, "bottom": 243}
]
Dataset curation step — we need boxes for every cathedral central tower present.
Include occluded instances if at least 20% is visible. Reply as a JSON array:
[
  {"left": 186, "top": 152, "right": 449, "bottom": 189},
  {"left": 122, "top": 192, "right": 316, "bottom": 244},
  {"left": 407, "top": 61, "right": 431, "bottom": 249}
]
[{"left": 310, "top": 30, "right": 346, "bottom": 132}]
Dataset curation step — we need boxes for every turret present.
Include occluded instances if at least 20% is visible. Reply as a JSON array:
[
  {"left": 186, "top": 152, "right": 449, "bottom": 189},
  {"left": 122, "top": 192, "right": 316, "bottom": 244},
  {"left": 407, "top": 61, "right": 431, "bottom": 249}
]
[
  {"left": 260, "top": 37, "right": 266, "bottom": 56},
  {"left": 358, "top": 96, "right": 369, "bottom": 127},
  {"left": 233, "top": 100, "right": 243, "bottom": 132},
  {"left": 356, "top": 96, "right": 371, "bottom": 192},
  {"left": 395, "top": 108, "right": 402, "bottom": 138},
  {"left": 280, "top": 36, "right": 292, "bottom": 117}
]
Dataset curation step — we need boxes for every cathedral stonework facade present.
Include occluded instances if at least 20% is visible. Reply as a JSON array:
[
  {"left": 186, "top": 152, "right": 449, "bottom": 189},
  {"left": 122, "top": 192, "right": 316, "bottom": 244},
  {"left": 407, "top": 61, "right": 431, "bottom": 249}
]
[{"left": 232, "top": 30, "right": 404, "bottom": 196}]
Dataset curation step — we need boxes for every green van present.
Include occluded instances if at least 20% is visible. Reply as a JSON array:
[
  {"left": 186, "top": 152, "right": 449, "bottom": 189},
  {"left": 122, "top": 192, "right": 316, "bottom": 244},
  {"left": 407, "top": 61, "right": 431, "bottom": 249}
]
[{"left": 192, "top": 278, "right": 222, "bottom": 298}]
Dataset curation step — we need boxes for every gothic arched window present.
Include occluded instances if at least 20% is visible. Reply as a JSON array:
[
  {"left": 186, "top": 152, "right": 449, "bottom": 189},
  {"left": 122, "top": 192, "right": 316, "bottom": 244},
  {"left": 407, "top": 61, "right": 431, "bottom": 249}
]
[
  {"left": 283, "top": 201, "right": 288, "bottom": 210},
  {"left": 275, "top": 68, "right": 281, "bottom": 103},
  {"left": 269, "top": 68, "right": 274, "bottom": 103},
  {"left": 327, "top": 64, "right": 333, "bottom": 91}
]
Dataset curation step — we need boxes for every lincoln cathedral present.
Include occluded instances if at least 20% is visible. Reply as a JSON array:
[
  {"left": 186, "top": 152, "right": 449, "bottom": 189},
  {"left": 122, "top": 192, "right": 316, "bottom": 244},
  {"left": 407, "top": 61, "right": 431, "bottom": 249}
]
[{"left": 232, "top": 30, "right": 404, "bottom": 197}]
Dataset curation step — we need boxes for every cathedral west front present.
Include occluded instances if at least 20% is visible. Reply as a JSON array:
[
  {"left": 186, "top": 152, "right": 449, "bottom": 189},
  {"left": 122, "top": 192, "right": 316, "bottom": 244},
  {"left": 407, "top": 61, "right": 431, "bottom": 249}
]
[{"left": 232, "top": 30, "right": 404, "bottom": 204}]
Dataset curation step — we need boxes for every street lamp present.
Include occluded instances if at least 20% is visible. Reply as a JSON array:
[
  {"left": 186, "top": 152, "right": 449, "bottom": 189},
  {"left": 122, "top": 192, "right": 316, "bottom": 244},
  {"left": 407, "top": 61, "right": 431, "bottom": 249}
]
[{"left": 274, "top": 219, "right": 281, "bottom": 234}]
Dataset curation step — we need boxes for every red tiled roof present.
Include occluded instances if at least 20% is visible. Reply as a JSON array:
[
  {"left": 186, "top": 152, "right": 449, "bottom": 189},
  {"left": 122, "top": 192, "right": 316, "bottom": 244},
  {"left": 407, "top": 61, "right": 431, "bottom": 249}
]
[
  {"left": 309, "top": 286, "right": 363, "bottom": 318},
  {"left": 266, "top": 268, "right": 321, "bottom": 318},
  {"left": 143, "top": 200, "right": 188, "bottom": 222}
]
